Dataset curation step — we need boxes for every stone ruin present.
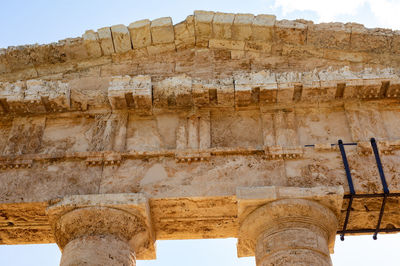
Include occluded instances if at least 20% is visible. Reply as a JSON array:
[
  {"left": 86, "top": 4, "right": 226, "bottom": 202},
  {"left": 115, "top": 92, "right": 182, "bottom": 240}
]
[{"left": 1, "top": 10, "right": 400, "bottom": 265}]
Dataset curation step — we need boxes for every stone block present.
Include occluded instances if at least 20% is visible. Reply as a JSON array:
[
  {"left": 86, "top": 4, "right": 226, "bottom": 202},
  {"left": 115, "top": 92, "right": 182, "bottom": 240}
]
[
  {"left": 192, "top": 80, "right": 210, "bottom": 106},
  {"left": 252, "top": 14, "right": 275, "bottom": 42},
  {"left": 151, "top": 17, "right": 174, "bottom": 45},
  {"left": 234, "top": 84, "right": 252, "bottom": 107},
  {"left": 307, "top": 23, "right": 350, "bottom": 49},
  {"left": 276, "top": 72, "right": 302, "bottom": 103},
  {"left": 174, "top": 16, "right": 195, "bottom": 50},
  {"left": 392, "top": 30, "right": 400, "bottom": 54},
  {"left": 4, "top": 45, "right": 33, "bottom": 72},
  {"left": 153, "top": 75, "right": 192, "bottom": 107},
  {"left": 128, "top": 19, "right": 151, "bottom": 49},
  {"left": 318, "top": 69, "right": 346, "bottom": 101},
  {"left": 212, "top": 12, "right": 234, "bottom": 39},
  {"left": 25, "top": 79, "right": 70, "bottom": 112},
  {"left": 0, "top": 81, "right": 25, "bottom": 114},
  {"left": 209, "top": 39, "right": 245, "bottom": 50},
  {"left": 147, "top": 43, "right": 176, "bottom": 55},
  {"left": 300, "top": 71, "right": 321, "bottom": 102},
  {"left": 108, "top": 75, "right": 152, "bottom": 111},
  {"left": 130, "top": 75, "right": 152, "bottom": 110},
  {"left": 194, "top": 10, "right": 215, "bottom": 46},
  {"left": 108, "top": 75, "right": 132, "bottom": 109},
  {"left": 0, "top": 49, "right": 8, "bottom": 74},
  {"left": 275, "top": 20, "right": 307, "bottom": 45},
  {"left": 58, "top": 37, "right": 89, "bottom": 61},
  {"left": 386, "top": 77, "right": 400, "bottom": 98},
  {"left": 350, "top": 24, "right": 392, "bottom": 53},
  {"left": 245, "top": 41, "right": 272, "bottom": 53},
  {"left": 192, "top": 78, "right": 234, "bottom": 107},
  {"left": 232, "top": 14, "right": 254, "bottom": 41},
  {"left": 97, "top": 27, "right": 115, "bottom": 55},
  {"left": 111, "top": 24, "right": 132, "bottom": 53},
  {"left": 82, "top": 30, "right": 102, "bottom": 57},
  {"left": 216, "top": 78, "right": 234, "bottom": 106},
  {"left": 235, "top": 71, "right": 277, "bottom": 104},
  {"left": 231, "top": 50, "right": 245, "bottom": 59}
]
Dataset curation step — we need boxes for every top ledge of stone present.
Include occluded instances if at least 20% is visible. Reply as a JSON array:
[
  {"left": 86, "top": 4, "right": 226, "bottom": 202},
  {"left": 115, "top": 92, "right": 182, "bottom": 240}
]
[
  {"left": 1, "top": 11, "right": 399, "bottom": 80},
  {"left": 151, "top": 17, "right": 173, "bottom": 27},
  {"left": 128, "top": 19, "right": 150, "bottom": 29}
]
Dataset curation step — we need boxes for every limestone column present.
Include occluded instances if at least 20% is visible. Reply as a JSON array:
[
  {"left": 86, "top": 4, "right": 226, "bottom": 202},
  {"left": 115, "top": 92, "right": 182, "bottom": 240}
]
[
  {"left": 237, "top": 186, "right": 343, "bottom": 266},
  {"left": 47, "top": 193, "right": 155, "bottom": 266}
]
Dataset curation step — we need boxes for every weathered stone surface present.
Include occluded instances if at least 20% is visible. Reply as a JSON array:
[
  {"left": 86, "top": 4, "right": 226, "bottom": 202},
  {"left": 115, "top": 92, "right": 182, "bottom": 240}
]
[
  {"left": 2, "top": 10, "right": 400, "bottom": 265},
  {"left": 275, "top": 20, "right": 307, "bottom": 45},
  {"left": 252, "top": 14, "right": 275, "bottom": 42},
  {"left": 307, "top": 23, "right": 350, "bottom": 49},
  {"left": 194, "top": 10, "right": 214, "bottom": 46},
  {"left": 151, "top": 17, "right": 174, "bottom": 44},
  {"left": 128, "top": 19, "right": 152, "bottom": 49},
  {"left": 97, "top": 27, "right": 115, "bottom": 55},
  {"left": 82, "top": 30, "right": 102, "bottom": 57},
  {"left": 108, "top": 75, "right": 152, "bottom": 111},
  {"left": 111, "top": 24, "right": 132, "bottom": 53},
  {"left": 47, "top": 193, "right": 155, "bottom": 260},
  {"left": 212, "top": 12, "right": 234, "bottom": 39},
  {"left": 174, "top": 16, "right": 195, "bottom": 50},
  {"left": 350, "top": 24, "right": 393, "bottom": 53},
  {"left": 232, "top": 14, "right": 254, "bottom": 41},
  {"left": 237, "top": 186, "right": 343, "bottom": 262}
]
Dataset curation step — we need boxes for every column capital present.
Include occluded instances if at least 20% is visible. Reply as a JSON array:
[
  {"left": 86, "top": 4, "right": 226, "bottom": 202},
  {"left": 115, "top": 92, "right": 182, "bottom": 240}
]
[
  {"left": 46, "top": 193, "right": 156, "bottom": 260},
  {"left": 236, "top": 186, "right": 343, "bottom": 258}
]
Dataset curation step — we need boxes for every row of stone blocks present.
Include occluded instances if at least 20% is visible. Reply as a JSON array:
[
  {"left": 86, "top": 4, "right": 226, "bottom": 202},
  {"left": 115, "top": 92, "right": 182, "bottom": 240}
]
[
  {"left": 1, "top": 68, "right": 400, "bottom": 115},
  {"left": 2, "top": 11, "right": 400, "bottom": 74}
]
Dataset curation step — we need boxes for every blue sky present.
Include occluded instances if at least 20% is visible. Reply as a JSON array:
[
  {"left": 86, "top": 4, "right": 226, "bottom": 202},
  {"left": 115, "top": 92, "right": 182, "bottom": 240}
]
[{"left": 1, "top": 0, "right": 400, "bottom": 265}]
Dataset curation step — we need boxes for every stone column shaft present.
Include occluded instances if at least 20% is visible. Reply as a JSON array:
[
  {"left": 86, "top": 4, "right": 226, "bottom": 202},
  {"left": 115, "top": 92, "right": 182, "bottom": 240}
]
[{"left": 61, "top": 235, "right": 135, "bottom": 266}]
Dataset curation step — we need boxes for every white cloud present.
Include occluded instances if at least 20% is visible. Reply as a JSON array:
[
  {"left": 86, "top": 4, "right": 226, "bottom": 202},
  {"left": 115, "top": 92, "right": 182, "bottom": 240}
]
[{"left": 274, "top": 0, "right": 400, "bottom": 30}]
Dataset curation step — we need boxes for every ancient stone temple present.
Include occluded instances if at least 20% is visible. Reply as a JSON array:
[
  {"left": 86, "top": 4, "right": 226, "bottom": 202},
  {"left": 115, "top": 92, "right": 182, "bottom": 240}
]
[{"left": 1, "top": 10, "right": 400, "bottom": 266}]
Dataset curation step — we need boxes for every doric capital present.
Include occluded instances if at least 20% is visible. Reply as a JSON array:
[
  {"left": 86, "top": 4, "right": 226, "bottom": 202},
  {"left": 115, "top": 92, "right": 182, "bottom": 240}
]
[
  {"left": 46, "top": 193, "right": 155, "bottom": 260},
  {"left": 237, "top": 186, "right": 343, "bottom": 258}
]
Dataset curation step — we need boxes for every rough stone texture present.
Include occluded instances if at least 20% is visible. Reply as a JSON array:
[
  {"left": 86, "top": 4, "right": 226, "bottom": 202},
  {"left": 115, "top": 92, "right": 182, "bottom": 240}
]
[
  {"left": 252, "top": 15, "right": 275, "bottom": 42},
  {"left": 97, "top": 27, "right": 115, "bottom": 55},
  {"left": 111, "top": 24, "right": 132, "bottom": 53},
  {"left": 174, "top": 16, "right": 195, "bottom": 50},
  {"left": 253, "top": 200, "right": 335, "bottom": 266},
  {"left": 237, "top": 187, "right": 343, "bottom": 263},
  {"left": 307, "top": 23, "right": 351, "bottom": 49},
  {"left": 232, "top": 14, "right": 254, "bottom": 41},
  {"left": 60, "top": 235, "right": 136, "bottom": 266},
  {"left": 194, "top": 10, "right": 215, "bottom": 47},
  {"left": 82, "top": 30, "right": 102, "bottom": 58},
  {"left": 47, "top": 193, "right": 155, "bottom": 260},
  {"left": 1, "top": 11, "right": 400, "bottom": 265},
  {"left": 150, "top": 17, "right": 175, "bottom": 45},
  {"left": 128, "top": 19, "right": 152, "bottom": 49}
]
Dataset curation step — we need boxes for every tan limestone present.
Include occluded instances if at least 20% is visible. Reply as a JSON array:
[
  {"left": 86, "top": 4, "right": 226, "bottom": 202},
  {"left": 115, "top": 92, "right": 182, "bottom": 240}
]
[
  {"left": 128, "top": 19, "right": 151, "bottom": 49},
  {"left": 47, "top": 193, "right": 155, "bottom": 261},
  {"left": 111, "top": 24, "right": 132, "bottom": 53},
  {"left": 97, "top": 27, "right": 115, "bottom": 55},
  {"left": 82, "top": 30, "right": 102, "bottom": 58},
  {"left": 2, "top": 10, "right": 400, "bottom": 266},
  {"left": 238, "top": 186, "right": 343, "bottom": 265}
]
